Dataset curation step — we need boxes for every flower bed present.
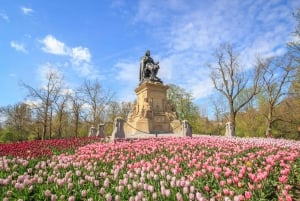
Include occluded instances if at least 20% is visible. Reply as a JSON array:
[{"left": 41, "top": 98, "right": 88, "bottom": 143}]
[
  {"left": 0, "top": 137, "right": 103, "bottom": 159},
  {"left": 0, "top": 136, "right": 299, "bottom": 200}
]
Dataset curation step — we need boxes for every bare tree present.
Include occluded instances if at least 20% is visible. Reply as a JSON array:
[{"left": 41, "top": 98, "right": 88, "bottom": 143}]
[
  {"left": 209, "top": 44, "right": 262, "bottom": 136},
  {"left": 106, "top": 101, "right": 121, "bottom": 122},
  {"left": 21, "top": 69, "right": 63, "bottom": 140},
  {"left": 53, "top": 92, "right": 69, "bottom": 138},
  {"left": 104, "top": 101, "right": 133, "bottom": 122},
  {"left": 211, "top": 95, "right": 227, "bottom": 135},
  {"left": 288, "top": 8, "right": 300, "bottom": 64},
  {"left": 70, "top": 91, "right": 84, "bottom": 137},
  {"left": 79, "top": 79, "right": 114, "bottom": 126},
  {"left": 119, "top": 102, "right": 134, "bottom": 121},
  {"left": 258, "top": 54, "right": 295, "bottom": 136}
]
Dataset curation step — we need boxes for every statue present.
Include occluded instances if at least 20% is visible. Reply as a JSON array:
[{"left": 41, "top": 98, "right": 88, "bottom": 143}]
[{"left": 139, "top": 50, "right": 162, "bottom": 83}]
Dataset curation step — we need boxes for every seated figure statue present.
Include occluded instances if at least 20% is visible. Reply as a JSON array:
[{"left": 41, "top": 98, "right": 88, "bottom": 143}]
[{"left": 139, "top": 50, "right": 162, "bottom": 83}]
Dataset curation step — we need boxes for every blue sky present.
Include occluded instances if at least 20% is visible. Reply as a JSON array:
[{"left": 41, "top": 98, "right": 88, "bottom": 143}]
[{"left": 0, "top": 0, "right": 299, "bottom": 115}]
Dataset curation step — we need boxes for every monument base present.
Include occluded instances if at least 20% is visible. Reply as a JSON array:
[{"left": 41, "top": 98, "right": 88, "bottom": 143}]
[{"left": 125, "top": 81, "right": 180, "bottom": 135}]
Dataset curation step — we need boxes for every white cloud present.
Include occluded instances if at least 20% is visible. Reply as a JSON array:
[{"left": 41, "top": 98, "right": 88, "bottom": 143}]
[
  {"left": 21, "top": 7, "right": 34, "bottom": 15},
  {"left": 0, "top": 12, "right": 9, "bottom": 22},
  {"left": 37, "top": 63, "right": 76, "bottom": 99},
  {"left": 37, "top": 62, "right": 63, "bottom": 82},
  {"left": 25, "top": 99, "right": 42, "bottom": 108},
  {"left": 133, "top": 0, "right": 189, "bottom": 24},
  {"left": 113, "top": 61, "right": 141, "bottom": 102},
  {"left": 39, "top": 35, "right": 98, "bottom": 78},
  {"left": 71, "top": 47, "right": 91, "bottom": 65},
  {"left": 61, "top": 88, "right": 73, "bottom": 96},
  {"left": 10, "top": 41, "right": 28, "bottom": 53},
  {"left": 185, "top": 77, "right": 215, "bottom": 100},
  {"left": 72, "top": 63, "right": 94, "bottom": 77},
  {"left": 40, "top": 35, "right": 68, "bottom": 55},
  {"left": 133, "top": 1, "right": 164, "bottom": 24},
  {"left": 115, "top": 61, "right": 139, "bottom": 81},
  {"left": 125, "top": 0, "right": 299, "bottom": 104}
]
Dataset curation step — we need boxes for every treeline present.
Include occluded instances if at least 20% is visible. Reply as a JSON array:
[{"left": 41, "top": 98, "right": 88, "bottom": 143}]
[
  {"left": 0, "top": 9, "right": 299, "bottom": 142},
  {"left": 0, "top": 76, "right": 134, "bottom": 142}
]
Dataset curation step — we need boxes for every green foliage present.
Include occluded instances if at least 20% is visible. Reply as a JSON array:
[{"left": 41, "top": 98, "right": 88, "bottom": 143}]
[
  {"left": 0, "top": 128, "right": 28, "bottom": 142},
  {"left": 167, "top": 84, "right": 209, "bottom": 133},
  {"left": 0, "top": 129, "right": 14, "bottom": 142},
  {"left": 235, "top": 108, "right": 265, "bottom": 137}
]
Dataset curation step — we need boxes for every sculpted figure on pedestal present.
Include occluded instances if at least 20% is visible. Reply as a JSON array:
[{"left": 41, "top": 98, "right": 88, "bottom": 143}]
[{"left": 139, "top": 50, "right": 162, "bottom": 83}]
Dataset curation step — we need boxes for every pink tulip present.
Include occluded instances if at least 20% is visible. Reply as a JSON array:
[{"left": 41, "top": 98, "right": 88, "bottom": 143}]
[
  {"left": 44, "top": 189, "right": 51, "bottom": 197},
  {"left": 81, "top": 190, "right": 87, "bottom": 197},
  {"left": 51, "top": 194, "right": 57, "bottom": 201},
  {"left": 223, "top": 188, "right": 230, "bottom": 195},
  {"left": 244, "top": 191, "right": 252, "bottom": 199},
  {"left": 152, "top": 192, "right": 157, "bottom": 200},
  {"left": 204, "top": 185, "right": 211, "bottom": 192},
  {"left": 105, "top": 193, "right": 112, "bottom": 201},
  {"left": 189, "top": 193, "right": 195, "bottom": 200},
  {"left": 279, "top": 175, "right": 288, "bottom": 184},
  {"left": 68, "top": 196, "right": 75, "bottom": 201},
  {"left": 176, "top": 192, "right": 183, "bottom": 201}
]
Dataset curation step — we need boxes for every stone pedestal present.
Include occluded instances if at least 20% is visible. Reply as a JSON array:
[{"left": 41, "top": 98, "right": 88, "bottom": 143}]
[{"left": 125, "top": 81, "right": 180, "bottom": 134}]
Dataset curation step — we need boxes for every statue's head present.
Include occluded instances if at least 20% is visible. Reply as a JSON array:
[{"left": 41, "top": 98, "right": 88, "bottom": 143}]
[{"left": 145, "top": 50, "right": 150, "bottom": 56}]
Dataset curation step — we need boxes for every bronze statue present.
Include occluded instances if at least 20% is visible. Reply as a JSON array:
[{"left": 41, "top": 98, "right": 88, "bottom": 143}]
[{"left": 139, "top": 50, "right": 162, "bottom": 83}]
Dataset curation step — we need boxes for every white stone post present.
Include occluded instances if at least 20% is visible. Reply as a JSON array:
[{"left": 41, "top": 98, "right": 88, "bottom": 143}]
[
  {"left": 111, "top": 117, "right": 125, "bottom": 141},
  {"left": 225, "top": 122, "right": 235, "bottom": 137},
  {"left": 182, "top": 120, "right": 192, "bottom": 137},
  {"left": 97, "top": 124, "right": 105, "bottom": 138},
  {"left": 88, "top": 126, "right": 96, "bottom": 137}
]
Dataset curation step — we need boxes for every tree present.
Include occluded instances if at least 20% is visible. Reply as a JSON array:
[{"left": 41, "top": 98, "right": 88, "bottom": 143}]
[
  {"left": 21, "top": 69, "right": 63, "bottom": 140},
  {"left": 119, "top": 102, "right": 133, "bottom": 121},
  {"left": 79, "top": 79, "right": 113, "bottom": 126},
  {"left": 211, "top": 95, "right": 227, "bottom": 135},
  {"left": 1, "top": 103, "right": 32, "bottom": 141},
  {"left": 167, "top": 84, "right": 194, "bottom": 120},
  {"left": 70, "top": 90, "right": 84, "bottom": 137},
  {"left": 209, "top": 44, "right": 262, "bottom": 136},
  {"left": 53, "top": 92, "right": 69, "bottom": 138},
  {"left": 288, "top": 8, "right": 300, "bottom": 64},
  {"left": 235, "top": 106, "right": 265, "bottom": 137},
  {"left": 106, "top": 101, "right": 121, "bottom": 123},
  {"left": 258, "top": 54, "right": 295, "bottom": 137},
  {"left": 167, "top": 84, "right": 204, "bottom": 133},
  {"left": 288, "top": 8, "right": 300, "bottom": 102}
]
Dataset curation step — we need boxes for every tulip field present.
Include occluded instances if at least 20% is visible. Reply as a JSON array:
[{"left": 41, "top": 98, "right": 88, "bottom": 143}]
[{"left": 0, "top": 136, "right": 299, "bottom": 201}]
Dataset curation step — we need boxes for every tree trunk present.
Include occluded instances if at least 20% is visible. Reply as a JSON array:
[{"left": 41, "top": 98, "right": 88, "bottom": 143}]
[
  {"left": 265, "top": 105, "right": 273, "bottom": 137},
  {"left": 58, "top": 111, "right": 63, "bottom": 138},
  {"left": 229, "top": 100, "right": 236, "bottom": 137},
  {"left": 43, "top": 107, "right": 48, "bottom": 140},
  {"left": 49, "top": 108, "right": 53, "bottom": 139},
  {"left": 75, "top": 113, "right": 79, "bottom": 137}
]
